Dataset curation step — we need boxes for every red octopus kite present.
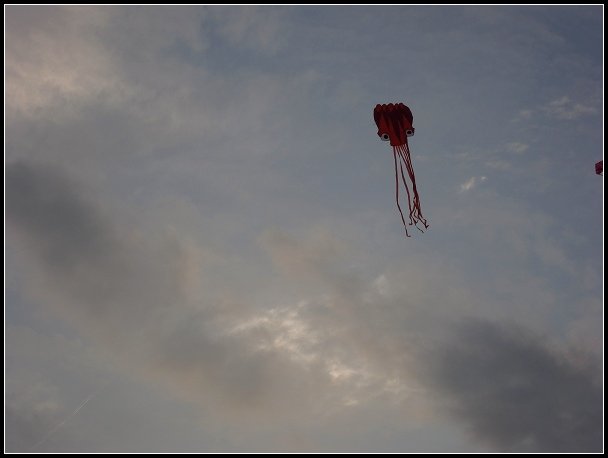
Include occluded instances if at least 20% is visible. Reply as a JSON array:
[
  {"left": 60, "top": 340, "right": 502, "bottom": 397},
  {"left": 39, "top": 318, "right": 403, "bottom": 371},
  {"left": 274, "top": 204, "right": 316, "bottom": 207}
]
[
  {"left": 374, "top": 103, "right": 428, "bottom": 237},
  {"left": 595, "top": 160, "right": 603, "bottom": 175}
]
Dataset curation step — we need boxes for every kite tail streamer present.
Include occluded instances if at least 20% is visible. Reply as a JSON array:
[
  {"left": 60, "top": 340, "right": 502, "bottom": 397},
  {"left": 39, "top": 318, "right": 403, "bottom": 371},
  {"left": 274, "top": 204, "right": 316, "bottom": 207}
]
[
  {"left": 393, "top": 149, "right": 411, "bottom": 237},
  {"left": 393, "top": 143, "right": 428, "bottom": 234}
]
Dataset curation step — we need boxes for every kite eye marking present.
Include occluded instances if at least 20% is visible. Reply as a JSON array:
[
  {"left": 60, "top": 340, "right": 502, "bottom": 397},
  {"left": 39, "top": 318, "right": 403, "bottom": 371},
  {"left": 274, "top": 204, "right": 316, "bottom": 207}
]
[
  {"left": 406, "top": 128, "right": 415, "bottom": 137},
  {"left": 380, "top": 133, "right": 390, "bottom": 141}
]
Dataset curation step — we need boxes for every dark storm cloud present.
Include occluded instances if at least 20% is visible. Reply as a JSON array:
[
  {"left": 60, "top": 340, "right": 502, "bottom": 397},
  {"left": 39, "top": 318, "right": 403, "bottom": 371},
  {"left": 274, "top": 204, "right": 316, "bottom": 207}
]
[
  {"left": 419, "top": 318, "right": 603, "bottom": 452},
  {"left": 6, "top": 160, "right": 180, "bottom": 328},
  {"left": 6, "top": 161, "right": 115, "bottom": 268}
]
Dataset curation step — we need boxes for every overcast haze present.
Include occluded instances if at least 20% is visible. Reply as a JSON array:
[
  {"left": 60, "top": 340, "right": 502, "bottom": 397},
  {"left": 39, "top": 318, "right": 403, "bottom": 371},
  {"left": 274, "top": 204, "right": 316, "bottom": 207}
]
[{"left": 5, "top": 5, "right": 603, "bottom": 452}]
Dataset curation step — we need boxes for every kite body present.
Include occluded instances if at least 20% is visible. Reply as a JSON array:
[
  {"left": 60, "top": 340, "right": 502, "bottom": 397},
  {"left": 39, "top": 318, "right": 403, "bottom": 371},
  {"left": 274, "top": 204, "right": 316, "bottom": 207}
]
[
  {"left": 374, "top": 103, "right": 428, "bottom": 237},
  {"left": 596, "top": 160, "right": 603, "bottom": 175}
]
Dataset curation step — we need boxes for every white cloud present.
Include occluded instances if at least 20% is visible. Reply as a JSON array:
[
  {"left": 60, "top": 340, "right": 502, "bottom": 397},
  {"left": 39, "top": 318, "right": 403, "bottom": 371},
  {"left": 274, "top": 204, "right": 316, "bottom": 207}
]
[
  {"left": 459, "top": 176, "right": 486, "bottom": 192},
  {"left": 543, "top": 96, "right": 597, "bottom": 120},
  {"left": 373, "top": 274, "right": 390, "bottom": 297},
  {"left": 5, "top": 6, "right": 120, "bottom": 115},
  {"left": 514, "top": 95, "right": 598, "bottom": 124},
  {"left": 505, "top": 142, "right": 529, "bottom": 154}
]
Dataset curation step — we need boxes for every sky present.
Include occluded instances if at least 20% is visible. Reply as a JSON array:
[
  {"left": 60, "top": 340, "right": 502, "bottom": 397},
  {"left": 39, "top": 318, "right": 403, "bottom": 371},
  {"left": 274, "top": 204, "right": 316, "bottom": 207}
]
[{"left": 4, "top": 5, "right": 604, "bottom": 453}]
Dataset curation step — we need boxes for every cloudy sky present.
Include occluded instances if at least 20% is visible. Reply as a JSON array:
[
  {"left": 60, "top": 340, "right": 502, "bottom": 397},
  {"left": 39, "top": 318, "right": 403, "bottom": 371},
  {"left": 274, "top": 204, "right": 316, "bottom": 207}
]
[{"left": 5, "top": 5, "right": 603, "bottom": 453}]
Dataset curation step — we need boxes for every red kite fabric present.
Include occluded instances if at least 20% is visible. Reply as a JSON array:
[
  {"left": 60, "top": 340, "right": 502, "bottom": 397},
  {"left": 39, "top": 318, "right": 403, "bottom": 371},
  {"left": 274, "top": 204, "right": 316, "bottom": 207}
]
[
  {"left": 595, "top": 160, "right": 603, "bottom": 175},
  {"left": 374, "top": 103, "right": 428, "bottom": 237}
]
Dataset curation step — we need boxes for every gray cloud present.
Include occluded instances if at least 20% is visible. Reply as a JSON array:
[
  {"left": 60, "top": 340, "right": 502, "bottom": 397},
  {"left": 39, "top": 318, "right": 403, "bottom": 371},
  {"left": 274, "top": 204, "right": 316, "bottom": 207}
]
[
  {"left": 5, "top": 392, "right": 61, "bottom": 452},
  {"left": 5, "top": 160, "right": 432, "bottom": 451},
  {"left": 6, "top": 161, "right": 304, "bottom": 414},
  {"left": 419, "top": 318, "right": 602, "bottom": 452},
  {"left": 3, "top": 161, "right": 436, "bottom": 450},
  {"left": 6, "top": 160, "right": 188, "bottom": 336},
  {"left": 5, "top": 5, "right": 603, "bottom": 453},
  {"left": 7, "top": 161, "right": 115, "bottom": 270},
  {"left": 6, "top": 162, "right": 602, "bottom": 452},
  {"left": 259, "top": 229, "right": 603, "bottom": 453}
]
